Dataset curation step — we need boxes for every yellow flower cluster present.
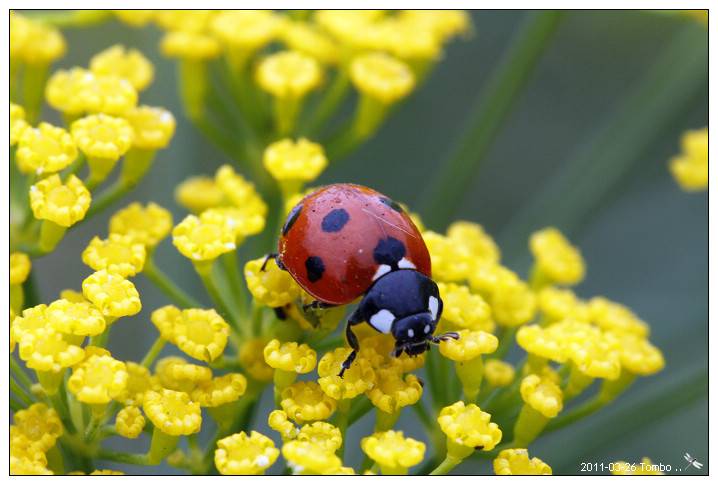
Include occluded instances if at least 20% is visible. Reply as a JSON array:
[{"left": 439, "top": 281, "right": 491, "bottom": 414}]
[
  {"left": 669, "top": 127, "right": 707, "bottom": 191},
  {"left": 151, "top": 305, "right": 230, "bottom": 362},
  {"left": 494, "top": 448, "right": 552, "bottom": 475},
  {"left": 10, "top": 12, "right": 66, "bottom": 66},
  {"left": 215, "top": 431, "right": 279, "bottom": 475},
  {"left": 10, "top": 403, "right": 63, "bottom": 475}
]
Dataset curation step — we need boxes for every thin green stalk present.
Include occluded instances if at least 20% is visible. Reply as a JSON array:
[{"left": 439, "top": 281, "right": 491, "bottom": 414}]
[
  {"left": 11, "top": 355, "right": 35, "bottom": 390},
  {"left": 412, "top": 400, "right": 434, "bottom": 430},
  {"left": 10, "top": 377, "right": 33, "bottom": 406},
  {"left": 84, "top": 181, "right": 131, "bottom": 220},
  {"left": 304, "top": 68, "right": 351, "bottom": 137},
  {"left": 194, "top": 262, "right": 241, "bottom": 330},
  {"left": 221, "top": 252, "right": 248, "bottom": 320},
  {"left": 498, "top": 25, "right": 708, "bottom": 265},
  {"left": 421, "top": 11, "right": 564, "bottom": 228},
  {"left": 143, "top": 258, "right": 201, "bottom": 309},
  {"left": 492, "top": 327, "right": 518, "bottom": 360},
  {"left": 335, "top": 400, "right": 351, "bottom": 459},
  {"left": 429, "top": 456, "right": 462, "bottom": 475},
  {"left": 11, "top": 396, "right": 25, "bottom": 412},
  {"left": 543, "top": 395, "right": 605, "bottom": 433},
  {"left": 140, "top": 338, "right": 167, "bottom": 369},
  {"left": 97, "top": 449, "right": 149, "bottom": 466},
  {"left": 348, "top": 396, "right": 374, "bottom": 426}
]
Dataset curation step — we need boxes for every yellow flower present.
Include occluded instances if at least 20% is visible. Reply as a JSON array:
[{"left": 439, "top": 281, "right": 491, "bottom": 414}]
[
  {"left": 367, "top": 367, "right": 423, "bottom": 414},
  {"left": 11, "top": 15, "right": 66, "bottom": 65},
  {"left": 588, "top": 296, "right": 649, "bottom": 338},
  {"left": 117, "top": 362, "right": 155, "bottom": 405},
  {"left": 11, "top": 304, "right": 50, "bottom": 344},
  {"left": 215, "top": 431, "right": 280, "bottom": 475},
  {"left": 46, "top": 69, "right": 138, "bottom": 116},
  {"left": 172, "top": 211, "right": 237, "bottom": 262},
  {"left": 123, "top": 105, "right": 176, "bottom": 150},
  {"left": 437, "top": 283, "right": 494, "bottom": 332},
  {"left": 612, "top": 333, "right": 665, "bottom": 376},
  {"left": 16, "top": 122, "right": 77, "bottom": 175},
  {"left": 612, "top": 457, "right": 664, "bottom": 476},
  {"left": 71, "top": 114, "right": 134, "bottom": 161},
  {"left": 115, "top": 405, "right": 146, "bottom": 439},
  {"left": 520, "top": 374, "right": 563, "bottom": 418},
  {"left": 215, "top": 164, "right": 268, "bottom": 211},
  {"left": 150, "top": 305, "right": 181, "bottom": 342},
  {"left": 516, "top": 324, "right": 566, "bottom": 363},
  {"left": 10, "top": 252, "right": 31, "bottom": 285},
  {"left": 297, "top": 421, "right": 342, "bottom": 453},
  {"left": 447, "top": 220, "right": 501, "bottom": 264},
  {"left": 172, "top": 308, "right": 230, "bottom": 362},
  {"left": 29, "top": 174, "right": 91, "bottom": 228},
  {"left": 68, "top": 354, "right": 128, "bottom": 404},
  {"left": 109, "top": 202, "right": 173, "bottom": 247},
  {"left": 669, "top": 127, "right": 707, "bottom": 191},
  {"left": 10, "top": 103, "right": 29, "bottom": 146},
  {"left": 46, "top": 298, "right": 106, "bottom": 337},
  {"left": 494, "top": 448, "right": 552, "bottom": 475},
  {"left": 317, "top": 347, "right": 376, "bottom": 400},
  {"left": 555, "top": 320, "right": 622, "bottom": 380},
  {"left": 268, "top": 409, "right": 299, "bottom": 441},
  {"left": 484, "top": 359, "right": 516, "bottom": 388},
  {"left": 264, "top": 339, "right": 317, "bottom": 374},
  {"left": 82, "top": 234, "right": 146, "bottom": 277},
  {"left": 18, "top": 327, "right": 85, "bottom": 373},
  {"left": 210, "top": 10, "right": 280, "bottom": 54},
  {"left": 314, "top": 10, "right": 386, "bottom": 50},
  {"left": 256, "top": 51, "right": 322, "bottom": 99},
  {"left": 59, "top": 289, "right": 87, "bottom": 303},
  {"left": 13, "top": 403, "right": 63, "bottom": 452},
  {"left": 155, "top": 356, "right": 213, "bottom": 393},
  {"left": 361, "top": 430, "right": 425, "bottom": 475},
  {"left": 398, "top": 10, "right": 472, "bottom": 43},
  {"left": 240, "top": 338, "right": 274, "bottom": 382},
  {"left": 378, "top": 18, "right": 442, "bottom": 62},
  {"left": 423, "top": 231, "right": 475, "bottom": 282},
  {"left": 245, "top": 256, "right": 302, "bottom": 308},
  {"left": 282, "top": 440, "right": 341, "bottom": 475},
  {"left": 143, "top": 389, "right": 202, "bottom": 436},
  {"left": 350, "top": 52, "right": 415, "bottom": 104},
  {"left": 280, "top": 21, "right": 338, "bottom": 64},
  {"left": 490, "top": 271, "right": 537, "bottom": 327},
  {"left": 439, "top": 329, "right": 498, "bottom": 362},
  {"left": 263, "top": 138, "right": 328, "bottom": 183},
  {"left": 90, "top": 470, "right": 125, "bottom": 475},
  {"left": 82, "top": 270, "right": 142, "bottom": 318},
  {"left": 358, "top": 334, "right": 425, "bottom": 373},
  {"left": 529, "top": 227, "right": 585, "bottom": 286},
  {"left": 191, "top": 373, "right": 248, "bottom": 407},
  {"left": 438, "top": 401, "right": 502, "bottom": 452},
  {"left": 160, "top": 31, "right": 220, "bottom": 60},
  {"left": 538, "top": 286, "right": 590, "bottom": 323},
  {"left": 154, "top": 10, "right": 214, "bottom": 33},
  {"left": 10, "top": 425, "right": 51, "bottom": 474},
  {"left": 175, "top": 176, "right": 226, "bottom": 213},
  {"left": 113, "top": 10, "right": 156, "bottom": 27},
  {"left": 206, "top": 207, "right": 266, "bottom": 242},
  {"left": 281, "top": 381, "right": 337, "bottom": 423},
  {"left": 90, "top": 45, "right": 154, "bottom": 91}
]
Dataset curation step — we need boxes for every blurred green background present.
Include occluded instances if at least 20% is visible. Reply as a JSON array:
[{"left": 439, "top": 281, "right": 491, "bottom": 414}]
[{"left": 28, "top": 10, "right": 707, "bottom": 474}]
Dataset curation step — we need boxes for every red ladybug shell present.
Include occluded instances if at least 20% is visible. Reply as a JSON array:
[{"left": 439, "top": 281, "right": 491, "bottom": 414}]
[{"left": 278, "top": 184, "right": 431, "bottom": 305}]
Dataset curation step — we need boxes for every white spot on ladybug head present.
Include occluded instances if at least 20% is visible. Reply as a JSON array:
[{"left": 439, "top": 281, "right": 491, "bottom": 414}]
[
  {"left": 372, "top": 264, "right": 391, "bottom": 281},
  {"left": 408, "top": 328, "right": 415, "bottom": 338},
  {"left": 398, "top": 257, "right": 416, "bottom": 269},
  {"left": 424, "top": 324, "right": 431, "bottom": 334},
  {"left": 369, "top": 309, "right": 395, "bottom": 334},
  {"left": 428, "top": 296, "right": 439, "bottom": 321}
]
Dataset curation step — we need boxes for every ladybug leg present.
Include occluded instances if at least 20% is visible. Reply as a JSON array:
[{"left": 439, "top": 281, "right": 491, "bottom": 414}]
[
  {"left": 261, "top": 253, "right": 285, "bottom": 272},
  {"left": 338, "top": 309, "right": 363, "bottom": 378},
  {"left": 302, "top": 300, "right": 336, "bottom": 312},
  {"left": 431, "top": 331, "right": 460, "bottom": 344}
]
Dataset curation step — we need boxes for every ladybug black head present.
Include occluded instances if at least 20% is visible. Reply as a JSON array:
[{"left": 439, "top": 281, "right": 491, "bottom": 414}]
[{"left": 355, "top": 269, "right": 457, "bottom": 357}]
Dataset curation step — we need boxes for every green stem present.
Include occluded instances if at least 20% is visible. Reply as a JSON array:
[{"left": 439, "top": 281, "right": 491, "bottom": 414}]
[
  {"left": 498, "top": 24, "right": 709, "bottom": 264},
  {"left": 429, "top": 456, "right": 462, "bottom": 475},
  {"left": 348, "top": 396, "right": 375, "bottom": 426},
  {"left": 335, "top": 400, "right": 351, "bottom": 459},
  {"left": 221, "top": 252, "right": 248, "bottom": 320},
  {"left": 140, "top": 338, "right": 167, "bottom": 369},
  {"left": 143, "top": 258, "right": 201, "bottom": 309},
  {"left": 492, "top": 327, "right": 518, "bottom": 360},
  {"left": 97, "top": 449, "right": 149, "bottom": 466},
  {"left": 10, "top": 377, "right": 33, "bottom": 406},
  {"left": 412, "top": 400, "right": 434, "bottom": 430},
  {"left": 84, "top": 181, "right": 131, "bottom": 220},
  {"left": 421, "top": 11, "right": 564, "bottom": 227},
  {"left": 304, "top": 68, "right": 351, "bottom": 137},
  {"left": 194, "top": 261, "right": 241, "bottom": 329},
  {"left": 11, "top": 355, "right": 35, "bottom": 390}
]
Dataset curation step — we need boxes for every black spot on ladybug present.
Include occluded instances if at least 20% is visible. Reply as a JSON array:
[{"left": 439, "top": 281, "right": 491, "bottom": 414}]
[
  {"left": 282, "top": 204, "right": 302, "bottom": 236},
  {"left": 373, "top": 237, "right": 406, "bottom": 267},
  {"left": 379, "top": 196, "right": 404, "bottom": 213},
  {"left": 321, "top": 208, "right": 350, "bottom": 233},
  {"left": 305, "top": 256, "right": 325, "bottom": 283}
]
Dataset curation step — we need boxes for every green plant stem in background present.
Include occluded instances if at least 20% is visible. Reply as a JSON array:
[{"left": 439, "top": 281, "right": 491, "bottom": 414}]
[
  {"left": 304, "top": 69, "right": 351, "bottom": 137},
  {"left": 140, "top": 338, "right": 167, "bottom": 369},
  {"left": 221, "top": 252, "right": 248, "bottom": 320},
  {"left": 498, "top": 25, "right": 708, "bottom": 265},
  {"left": 143, "top": 258, "right": 202, "bottom": 309},
  {"left": 421, "top": 10, "right": 564, "bottom": 228}
]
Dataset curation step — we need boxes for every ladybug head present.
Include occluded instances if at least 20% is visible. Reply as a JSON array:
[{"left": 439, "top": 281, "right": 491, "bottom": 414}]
[{"left": 359, "top": 269, "right": 458, "bottom": 357}]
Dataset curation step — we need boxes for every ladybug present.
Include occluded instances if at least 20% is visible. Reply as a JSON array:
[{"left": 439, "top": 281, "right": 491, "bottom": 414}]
[{"left": 265, "top": 183, "right": 458, "bottom": 376}]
